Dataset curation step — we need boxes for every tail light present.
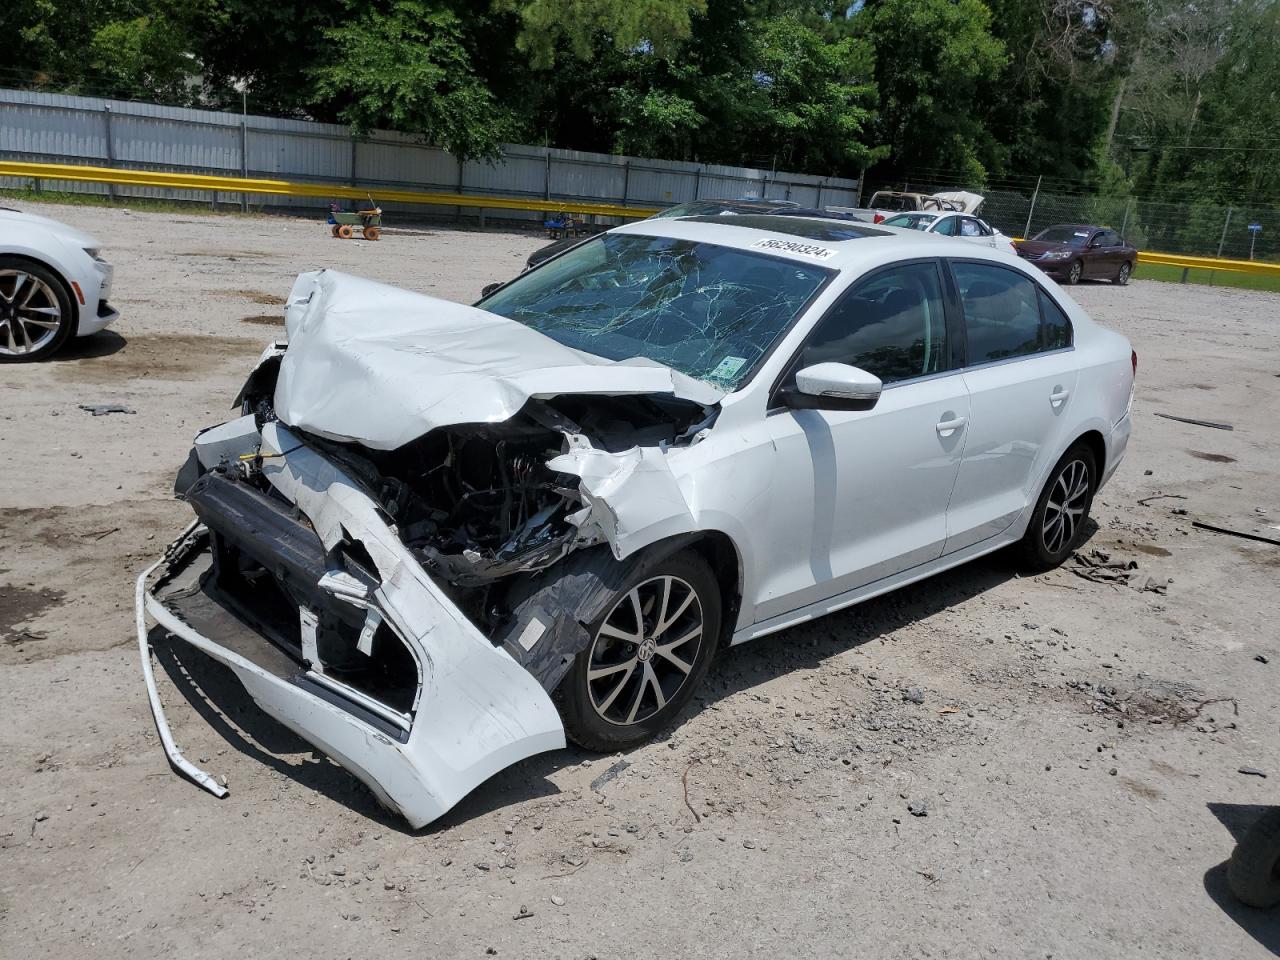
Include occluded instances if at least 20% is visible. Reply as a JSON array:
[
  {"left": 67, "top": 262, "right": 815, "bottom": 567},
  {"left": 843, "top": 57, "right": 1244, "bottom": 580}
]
[{"left": 873, "top": 213, "right": 885, "bottom": 224}]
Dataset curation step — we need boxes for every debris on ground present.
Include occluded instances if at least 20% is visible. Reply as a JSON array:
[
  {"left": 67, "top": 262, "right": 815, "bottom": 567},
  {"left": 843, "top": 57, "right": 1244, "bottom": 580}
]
[
  {"left": 903, "top": 687, "right": 926, "bottom": 704},
  {"left": 1070, "top": 549, "right": 1139, "bottom": 585},
  {"left": 589, "top": 759, "right": 631, "bottom": 793},
  {"left": 77, "top": 404, "right": 137, "bottom": 417},
  {"left": 1154, "top": 412, "right": 1234, "bottom": 431},
  {"left": 1239, "top": 767, "right": 1268, "bottom": 778},
  {"left": 1192, "top": 521, "right": 1280, "bottom": 547},
  {"left": 908, "top": 801, "right": 929, "bottom": 817}
]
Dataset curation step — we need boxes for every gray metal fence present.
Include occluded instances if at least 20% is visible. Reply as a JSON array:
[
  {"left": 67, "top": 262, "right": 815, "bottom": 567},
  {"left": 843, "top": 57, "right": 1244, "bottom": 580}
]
[{"left": 0, "top": 88, "right": 861, "bottom": 225}]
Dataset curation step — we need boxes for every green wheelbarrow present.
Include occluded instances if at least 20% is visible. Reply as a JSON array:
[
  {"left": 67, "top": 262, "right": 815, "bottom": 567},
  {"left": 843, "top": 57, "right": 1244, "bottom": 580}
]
[{"left": 327, "top": 198, "right": 383, "bottom": 240}]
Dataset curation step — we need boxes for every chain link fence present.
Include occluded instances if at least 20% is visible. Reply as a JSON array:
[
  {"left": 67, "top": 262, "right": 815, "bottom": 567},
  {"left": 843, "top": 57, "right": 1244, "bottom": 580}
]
[{"left": 865, "top": 177, "right": 1278, "bottom": 262}]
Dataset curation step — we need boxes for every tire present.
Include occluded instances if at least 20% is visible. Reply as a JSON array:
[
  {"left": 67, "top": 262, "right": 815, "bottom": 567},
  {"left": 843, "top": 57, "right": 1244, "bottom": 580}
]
[
  {"left": 0, "top": 256, "right": 76, "bottom": 363},
  {"left": 1015, "top": 441, "right": 1097, "bottom": 572},
  {"left": 330, "top": 224, "right": 340, "bottom": 238},
  {"left": 556, "top": 550, "right": 721, "bottom": 752},
  {"left": 1228, "top": 807, "right": 1280, "bottom": 909},
  {"left": 362, "top": 226, "right": 381, "bottom": 241},
  {"left": 1065, "top": 260, "right": 1083, "bottom": 285},
  {"left": 1113, "top": 261, "right": 1132, "bottom": 286},
  {"left": 337, "top": 224, "right": 354, "bottom": 239}
]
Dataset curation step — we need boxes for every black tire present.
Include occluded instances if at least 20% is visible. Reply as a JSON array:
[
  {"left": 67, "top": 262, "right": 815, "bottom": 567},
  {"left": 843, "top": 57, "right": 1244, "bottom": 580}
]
[
  {"left": 1064, "top": 260, "right": 1083, "bottom": 285},
  {"left": 1228, "top": 808, "right": 1280, "bottom": 909},
  {"left": 0, "top": 256, "right": 76, "bottom": 363},
  {"left": 1015, "top": 441, "right": 1097, "bottom": 572},
  {"left": 1113, "top": 261, "right": 1132, "bottom": 286},
  {"left": 557, "top": 550, "right": 721, "bottom": 752}
]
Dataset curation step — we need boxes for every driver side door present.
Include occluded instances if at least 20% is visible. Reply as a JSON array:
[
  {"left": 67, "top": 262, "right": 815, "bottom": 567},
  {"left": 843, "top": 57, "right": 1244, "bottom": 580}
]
[{"left": 753, "top": 260, "right": 971, "bottom": 623}]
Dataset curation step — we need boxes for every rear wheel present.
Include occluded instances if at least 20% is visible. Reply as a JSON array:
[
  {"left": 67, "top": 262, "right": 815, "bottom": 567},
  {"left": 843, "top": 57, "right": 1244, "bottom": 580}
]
[
  {"left": 362, "top": 225, "right": 381, "bottom": 241},
  {"left": 1016, "top": 442, "right": 1097, "bottom": 571},
  {"left": 1113, "top": 261, "right": 1132, "bottom": 286},
  {"left": 1065, "top": 260, "right": 1083, "bottom": 285},
  {"left": 557, "top": 551, "right": 720, "bottom": 752},
  {"left": 0, "top": 257, "right": 75, "bottom": 363}
]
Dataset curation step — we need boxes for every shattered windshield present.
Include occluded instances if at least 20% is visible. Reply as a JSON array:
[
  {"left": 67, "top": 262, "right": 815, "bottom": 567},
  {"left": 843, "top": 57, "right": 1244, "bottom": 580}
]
[{"left": 478, "top": 233, "right": 831, "bottom": 390}]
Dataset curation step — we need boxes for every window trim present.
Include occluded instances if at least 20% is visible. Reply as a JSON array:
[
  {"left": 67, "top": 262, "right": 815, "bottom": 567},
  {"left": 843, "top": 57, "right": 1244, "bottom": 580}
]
[
  {"left": 942, "top": 257, "right": 1076, "bottom": 371},
  {"left": 767, "top": 257, "right": 959, "bottom": 410}
]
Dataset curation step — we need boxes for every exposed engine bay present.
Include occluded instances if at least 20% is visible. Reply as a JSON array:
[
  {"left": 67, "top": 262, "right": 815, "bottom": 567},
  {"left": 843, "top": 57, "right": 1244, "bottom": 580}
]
[{"left": 232, "top": 352, "right": 716, "bottom": 594}]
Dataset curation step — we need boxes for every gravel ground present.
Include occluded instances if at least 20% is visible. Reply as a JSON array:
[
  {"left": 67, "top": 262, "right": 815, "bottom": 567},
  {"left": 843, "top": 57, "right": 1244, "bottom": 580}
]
[{"left": 2, "top": 201, "right": 1279, "bottom": 959}]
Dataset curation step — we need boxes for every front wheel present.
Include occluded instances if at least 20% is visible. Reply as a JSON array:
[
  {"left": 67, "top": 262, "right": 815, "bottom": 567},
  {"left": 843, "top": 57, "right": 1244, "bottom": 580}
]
[
  {"left": 1065, "top": 260, "right": 1083, "bottom": 285},
  {"left": 557, "top": 551, "right": 721, "bottom": 752},
  {"left": 1113, "top": 261, "right": 1132, "bottom": 286},
  {"left": 1016, "top": 442, "right": 1097, "bottom": 572},
  {"left": 0, "top": 257, "right": 75, "bottom": 363}
]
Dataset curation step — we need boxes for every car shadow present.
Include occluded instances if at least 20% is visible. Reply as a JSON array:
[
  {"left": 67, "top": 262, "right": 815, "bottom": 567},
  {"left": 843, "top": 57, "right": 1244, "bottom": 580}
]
[
  {"left": 1203, "top": 803, "right": 1280, "bottom": 956},
  {"left": 53, "top": 329, "right": 126, "bottom": 360},
  {"left": 147, "top": 539, "right": 1067, "bottom": 832}
]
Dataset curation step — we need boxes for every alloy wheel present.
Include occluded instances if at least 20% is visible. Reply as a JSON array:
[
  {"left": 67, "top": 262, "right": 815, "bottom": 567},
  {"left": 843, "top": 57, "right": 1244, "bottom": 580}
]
[
  {"left": 1068, "top": 261, "right": 1082, "bottom": 285},
  {"left": 587, "top": 575, "right": 704, "bottom": 726},
  {"left": 1118, "top": 263, "right": 1131, "bottom": 285},
  {"left": 0, "top": 270, "right": 63, "bottom": 357},
  {"left": 1042, "top": 458, "right": 1090, "bottom": 554}
]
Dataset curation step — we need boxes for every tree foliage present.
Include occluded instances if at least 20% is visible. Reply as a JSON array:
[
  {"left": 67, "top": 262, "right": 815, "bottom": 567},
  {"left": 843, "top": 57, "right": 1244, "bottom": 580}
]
[{"left": 4, "top": 0, "right": 1276, "bottom": 198}]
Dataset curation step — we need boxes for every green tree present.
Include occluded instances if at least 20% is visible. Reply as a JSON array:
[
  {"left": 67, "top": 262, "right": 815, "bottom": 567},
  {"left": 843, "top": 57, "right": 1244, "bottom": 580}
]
[
  {"left": 311, "top": 1, "right": 517, "bottom": 159},
  {"left": 499, "top": 0, "right": 707, "bottom": 67},
  {"left": 856, "top": 0, "right": 1007, "bottom": 180}
]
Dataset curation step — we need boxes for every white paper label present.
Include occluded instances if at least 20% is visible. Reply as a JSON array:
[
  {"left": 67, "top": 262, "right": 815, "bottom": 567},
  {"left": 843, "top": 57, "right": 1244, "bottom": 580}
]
[{"left": 750, "top": 238, "right": 836, "bottom": 260}]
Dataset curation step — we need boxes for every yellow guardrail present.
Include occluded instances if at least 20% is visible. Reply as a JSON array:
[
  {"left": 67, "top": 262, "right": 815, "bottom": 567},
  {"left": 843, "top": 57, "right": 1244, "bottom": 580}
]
[
  {"left": 0, "top": 160, "right": 660, "bottom": 221},
  {"left": 1136, "top": 250, "right": 1280, "bottom": 277}
]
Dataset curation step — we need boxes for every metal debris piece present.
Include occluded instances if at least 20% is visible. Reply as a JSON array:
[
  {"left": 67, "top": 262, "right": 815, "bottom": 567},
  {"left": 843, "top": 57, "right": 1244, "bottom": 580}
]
[
  {"left": 590, "top": 758, "right": 631, "bottom": 793},
  {"left": 78, "top": 403, "right": 136, "bottom": 417},
  {"left": 1192, "top": 521, "right": 1280, "bottom": 547},
  {"left": 1154, "top": 412, "right": 1233, "bottom": 431},
  {"left": 1137, "top": 493, "right": 1187, "bottom": 506},
  {"left": 1239, "top": 767, "right": 1268, "bottom": 778}
]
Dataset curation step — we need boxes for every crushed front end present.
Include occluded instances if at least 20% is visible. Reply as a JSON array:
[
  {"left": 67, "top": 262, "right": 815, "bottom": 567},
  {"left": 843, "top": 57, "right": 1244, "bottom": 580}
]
[{"left": 136, "top": 270, "right": 720, "bottom": 827}]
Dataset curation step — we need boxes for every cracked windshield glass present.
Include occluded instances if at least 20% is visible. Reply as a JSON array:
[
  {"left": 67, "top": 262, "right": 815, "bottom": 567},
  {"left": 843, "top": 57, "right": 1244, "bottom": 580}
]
[{"left": 479, "top": 233, "right": 830, "bottom": 390}]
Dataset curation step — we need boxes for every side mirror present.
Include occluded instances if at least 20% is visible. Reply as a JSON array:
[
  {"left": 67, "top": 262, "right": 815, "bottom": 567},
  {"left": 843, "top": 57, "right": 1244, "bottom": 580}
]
[
  {"left": 781, "top": 362, "right": 882, "bottom": 411},
  {"left": 480, "top": 281, "right": 503, "bottom": 298}
]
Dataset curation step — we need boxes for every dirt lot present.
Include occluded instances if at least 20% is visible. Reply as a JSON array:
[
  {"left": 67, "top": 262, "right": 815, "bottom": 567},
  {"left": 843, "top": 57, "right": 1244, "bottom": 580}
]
[{"left": 2, "top": 201, "right": 1279, "bottom": 959}]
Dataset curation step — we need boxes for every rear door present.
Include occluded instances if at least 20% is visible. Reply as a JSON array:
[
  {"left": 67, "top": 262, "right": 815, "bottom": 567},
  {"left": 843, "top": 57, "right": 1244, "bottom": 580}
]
[{"left": 943, "top": 261, "right": 1079, "bottom": 553}]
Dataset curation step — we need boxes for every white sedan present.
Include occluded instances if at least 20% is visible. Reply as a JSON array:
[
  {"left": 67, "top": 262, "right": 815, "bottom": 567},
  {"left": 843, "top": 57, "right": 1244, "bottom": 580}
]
[
  {"left": 882, "top": 210, "right": 1017, "bottom": 253},
  {"left": 138, "top": 215, "right": 1134, "bottom": 827},
  {"left": 0, "top": 208, "right": 118, "bottom": 362}
]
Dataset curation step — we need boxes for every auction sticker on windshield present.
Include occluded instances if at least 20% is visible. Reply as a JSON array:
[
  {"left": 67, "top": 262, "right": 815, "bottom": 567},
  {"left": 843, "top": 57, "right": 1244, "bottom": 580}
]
[{"left": 750, "top": 238, "right": 836, "bottom": 260}]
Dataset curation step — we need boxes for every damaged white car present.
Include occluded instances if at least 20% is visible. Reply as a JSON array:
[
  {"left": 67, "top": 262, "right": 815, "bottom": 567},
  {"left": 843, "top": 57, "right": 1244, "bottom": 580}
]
[{"left": 137, "top": 214, "right": 1135, "bottom": 828}]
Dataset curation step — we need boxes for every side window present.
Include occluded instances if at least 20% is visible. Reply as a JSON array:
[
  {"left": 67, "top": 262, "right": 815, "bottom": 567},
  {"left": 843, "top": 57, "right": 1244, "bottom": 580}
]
[
  {"left": 793, "top": 262, "right": 950, "bottom": 385},
  {"left": 959, "top": 218, "right": 982, "bottom": 238},
  {"left": 1039, "top": 289, "right": 1073, "bottom": 350},
  {"left": 974, "top": 219, "right": 994, "bottom": 236},
  {"left": 933, "top": 216, "right": 958, "bottom": 236},
  {"left": 953, "top": 262, "right": 1044, "bottom": 364}
]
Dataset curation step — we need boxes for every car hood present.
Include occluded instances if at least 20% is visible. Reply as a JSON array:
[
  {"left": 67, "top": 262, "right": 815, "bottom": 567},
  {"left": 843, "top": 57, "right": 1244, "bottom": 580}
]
[
  {"left": 274, "top": 270, "right": 723, "bottom": 451},
  {"left": 1015, "top": 239, "right": 1076, "bottom": 257},
  {"left": 0, "top": 208, "right": 100, "bottom": 249}
]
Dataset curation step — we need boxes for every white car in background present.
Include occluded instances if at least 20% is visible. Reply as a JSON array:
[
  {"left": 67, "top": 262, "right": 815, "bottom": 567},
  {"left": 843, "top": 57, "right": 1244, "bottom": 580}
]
[
  {"left": 0, "top": 208, "right": 118, "bottom": 362},
  {"left": 882, "top": 210, "right": 1017, "bottom": 253},
  {"left": 138, "top": 214, "right": 1134, "bottom": 828}
]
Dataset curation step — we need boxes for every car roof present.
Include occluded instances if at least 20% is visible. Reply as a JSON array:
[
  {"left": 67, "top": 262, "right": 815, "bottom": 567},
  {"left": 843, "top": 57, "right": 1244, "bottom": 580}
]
[
  {"left": 1041, "top": 223, "right": 1101, "bottom": 232},
  {"left": 612, "top": 213, "right": 1016, "bottom": 273}
]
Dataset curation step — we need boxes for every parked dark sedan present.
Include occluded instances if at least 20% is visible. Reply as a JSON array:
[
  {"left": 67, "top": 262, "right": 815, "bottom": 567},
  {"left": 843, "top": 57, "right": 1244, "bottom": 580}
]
[
  {"left": 524, "top": 198, "right": 800, "bottom": 270},
  {"left": 1015, "top": 224, "right": 1137, "bottom": 286}
]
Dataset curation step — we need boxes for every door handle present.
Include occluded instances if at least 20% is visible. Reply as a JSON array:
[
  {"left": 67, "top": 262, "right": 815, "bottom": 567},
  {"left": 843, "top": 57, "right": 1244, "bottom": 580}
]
[
  {"left": 1049, "top": 388, "right": 1071, "bottom": 406},
  {"left": 936, "top": 416, "right": 967, "bottom": 436}
]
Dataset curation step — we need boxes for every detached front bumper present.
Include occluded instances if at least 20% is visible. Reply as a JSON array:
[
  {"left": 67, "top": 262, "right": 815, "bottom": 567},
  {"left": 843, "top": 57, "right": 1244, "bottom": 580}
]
[{"left": 136, "top": 422, "right": 565, "bottom": 829}]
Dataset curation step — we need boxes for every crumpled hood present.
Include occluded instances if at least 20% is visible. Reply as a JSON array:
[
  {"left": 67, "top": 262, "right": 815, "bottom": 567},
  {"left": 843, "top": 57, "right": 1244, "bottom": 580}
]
[{"left": 275, "top": 270, "right": 721, "bottom": 450}]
